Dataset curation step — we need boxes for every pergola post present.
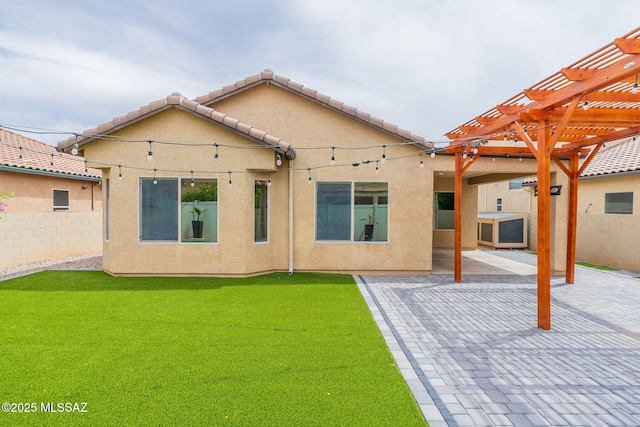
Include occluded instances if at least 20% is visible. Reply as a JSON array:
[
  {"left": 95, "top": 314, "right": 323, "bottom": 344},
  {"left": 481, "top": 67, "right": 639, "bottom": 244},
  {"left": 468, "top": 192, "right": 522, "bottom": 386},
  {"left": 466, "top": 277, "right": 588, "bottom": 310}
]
[
  {"left": 454, "top": 151, "right": 463, "bottom": 283},
  {"left": 537, "top": 122, "right": 552, "bottom": 330},
  {"left": 566, "top": 153, "right": 580, "bottom": 284}
]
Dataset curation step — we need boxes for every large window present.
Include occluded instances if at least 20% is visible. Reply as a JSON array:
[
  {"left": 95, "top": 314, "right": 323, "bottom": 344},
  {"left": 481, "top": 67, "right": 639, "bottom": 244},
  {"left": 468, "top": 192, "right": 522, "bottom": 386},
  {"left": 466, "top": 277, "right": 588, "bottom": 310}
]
[
  {"left": 435, "top": 192, "right": 454, "bottom": 229},
  {"left": 180, "top": 179, "right": 218, "bottom": 242},
  {"left": 140, "top": 178, "right": 217, "bottom": 242},
  {"left": 254, "top": 180, "right": 268, "bottom": 242},
  {"left": 316, "top": 182, "right": 388, "bottom": 242},
  {"left": 605, "top": 192, "right": 633, "bottom": 214},
  {"left": 140, "top": 178, "right": 179, "bottom": 241}
]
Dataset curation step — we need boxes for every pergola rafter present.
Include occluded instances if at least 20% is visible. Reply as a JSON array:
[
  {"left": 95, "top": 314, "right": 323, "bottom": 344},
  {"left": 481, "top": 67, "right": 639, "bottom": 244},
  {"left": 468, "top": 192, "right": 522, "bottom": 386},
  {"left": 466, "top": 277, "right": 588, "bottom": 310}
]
[{"left": 445, "top": 27, "right": 640, "bottom": 330}]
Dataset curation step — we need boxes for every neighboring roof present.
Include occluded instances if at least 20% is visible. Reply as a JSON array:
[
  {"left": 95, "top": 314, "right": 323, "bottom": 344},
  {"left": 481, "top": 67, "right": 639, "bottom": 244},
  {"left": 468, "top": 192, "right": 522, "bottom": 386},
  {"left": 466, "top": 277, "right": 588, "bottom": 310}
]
[
  {"left": 1, "top": 128, "right": 101, "bottom": 180},
  {"left": 195, "top": 69, "right": 431, "bottom": 149},
  {"left": 581, "top": 137, "right": 640, "bottom": 178},
  {"left": 58, "top": 93, "right": 296, "bottom": 159}
]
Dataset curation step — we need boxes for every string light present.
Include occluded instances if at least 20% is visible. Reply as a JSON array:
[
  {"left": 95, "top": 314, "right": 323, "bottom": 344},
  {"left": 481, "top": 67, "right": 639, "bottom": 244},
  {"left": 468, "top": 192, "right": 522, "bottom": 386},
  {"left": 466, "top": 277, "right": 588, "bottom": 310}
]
[
  {"left": 267, "top": 172, "right": 272, "bottom": 187},
  {"left": 84, "top": 160, "right": 88, "bottom": 173},
  {"left": 118, "top": 164, "right": 122, "bottom": 180},
  {"left": 276, "top": 153, "right": 282, "bottom": 166},
  {"left": 214, "top": 143, "right": 219, "bottom": 158},
  {"left": 190, "top": 171, "right": 195, "bottom": 187},
  {"left": 50, "top": 153, "right": 54, "bottom": 166},
  {"left": 307, "top": 168, "right": 312, "bottom": 184},
  {"left": 492, "top": 155, "right": 496, "bottom": 162},
  {"left": 330, "top": 147, "right": 335, "bottom": 166},
  {"left": 147, "top": 141, "right": 153, "bottom": 161},
  {"left": 430, "top": 148, "right": 436, "bottom": 158},
  {"left": 633, "top": 75, "right": 639, "bottom": 94},
  {"left": 381, "top": 145, "right": 386, "bottom": 163},
  {"left": 228, "top": 171, "right": 232, "bottom": 186},
  {"left": 582, "top": 100, "right": 589, "bottom": 111},
  {"left": 71, "top": 135, "right": 79, "bottom": 156},
  {"left": 19, "top": 147, "right": 22, "bottom": 159},
  {"left": 153, "top": 168, "right": 158, "bottom": 185},
  {"left": 375, "top": 160, "right": 379, "bottom": 174},
  {"left": 462, "top": 147, "right": 467, "bottom": 159},
  {"left": 419, "top": 154, "right": 424, "bottom": 169}
]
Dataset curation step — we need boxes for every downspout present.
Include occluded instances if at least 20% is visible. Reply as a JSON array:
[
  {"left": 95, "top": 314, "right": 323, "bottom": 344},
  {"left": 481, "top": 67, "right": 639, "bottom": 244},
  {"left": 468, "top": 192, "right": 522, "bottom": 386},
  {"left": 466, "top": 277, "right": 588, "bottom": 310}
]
[{"left": 288, "top": 159, "right": 294, "bottom": 274}]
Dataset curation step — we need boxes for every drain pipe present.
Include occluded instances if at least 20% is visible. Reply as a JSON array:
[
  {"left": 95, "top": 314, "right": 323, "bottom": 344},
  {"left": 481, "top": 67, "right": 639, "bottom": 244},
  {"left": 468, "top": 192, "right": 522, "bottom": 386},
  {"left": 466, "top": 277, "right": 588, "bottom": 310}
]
[{"left": 288, "top": 159, "right": 294, "bottom": 274}]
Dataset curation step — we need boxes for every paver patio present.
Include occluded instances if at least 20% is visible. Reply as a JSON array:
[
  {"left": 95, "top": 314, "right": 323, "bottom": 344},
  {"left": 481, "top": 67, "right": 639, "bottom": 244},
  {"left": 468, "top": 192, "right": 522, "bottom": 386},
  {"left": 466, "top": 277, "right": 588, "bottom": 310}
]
[{"left": 357, "top": 250, "right": 640, "bottom": 427}]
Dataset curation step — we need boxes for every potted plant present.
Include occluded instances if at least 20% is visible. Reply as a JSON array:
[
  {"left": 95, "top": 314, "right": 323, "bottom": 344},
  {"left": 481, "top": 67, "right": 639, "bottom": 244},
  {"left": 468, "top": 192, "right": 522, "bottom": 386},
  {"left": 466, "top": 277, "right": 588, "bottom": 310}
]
[
  {"left": 190, "top": 204, "right": 208, "bottom": 238},
  {"left": 361, "top": 214, "right": 378, "bottom": 241}
]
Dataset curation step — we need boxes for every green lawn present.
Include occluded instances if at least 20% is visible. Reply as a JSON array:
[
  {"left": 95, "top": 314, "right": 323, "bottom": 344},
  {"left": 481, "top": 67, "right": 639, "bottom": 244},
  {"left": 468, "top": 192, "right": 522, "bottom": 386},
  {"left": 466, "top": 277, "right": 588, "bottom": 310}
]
[{"left": 0, "top": 272, "right": 427, "bottom": 426}]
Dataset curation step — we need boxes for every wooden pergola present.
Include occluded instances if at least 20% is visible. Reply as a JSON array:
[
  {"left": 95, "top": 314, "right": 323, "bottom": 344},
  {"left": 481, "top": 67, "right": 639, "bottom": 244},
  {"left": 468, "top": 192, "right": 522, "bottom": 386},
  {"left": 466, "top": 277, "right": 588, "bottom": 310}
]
[{"left": 445, "top": 27, "right": 640, "bottom": 330}]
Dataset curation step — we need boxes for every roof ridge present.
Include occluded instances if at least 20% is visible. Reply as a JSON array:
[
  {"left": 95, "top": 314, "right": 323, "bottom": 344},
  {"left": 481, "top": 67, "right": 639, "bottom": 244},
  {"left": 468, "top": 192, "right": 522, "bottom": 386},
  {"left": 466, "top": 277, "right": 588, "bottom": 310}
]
[
  {"left": 58, "top": 93, "right": 295, "bottom": 159},
  {"left": 194, "top": 69, "right": 431, "bottom": 148}
]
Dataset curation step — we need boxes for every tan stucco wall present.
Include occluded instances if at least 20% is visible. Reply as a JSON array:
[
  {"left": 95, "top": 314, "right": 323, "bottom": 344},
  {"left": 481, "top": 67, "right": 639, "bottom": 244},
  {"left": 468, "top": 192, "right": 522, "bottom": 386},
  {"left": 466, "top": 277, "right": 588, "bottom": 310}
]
[
  {"left": 0, "top": 211, "right": 102, "bottom": 269},
  {"left": 0, "top": 170, "right": 102, "bottom": 213},
  {"left": 477, "top": 180, "right": 533, "bottom": 213},
  {"left": 86, "top": 85, "right": 447, "bottom": 276},
  {"left": 574, "top": 174, "right": 640, "bottom": 271}
]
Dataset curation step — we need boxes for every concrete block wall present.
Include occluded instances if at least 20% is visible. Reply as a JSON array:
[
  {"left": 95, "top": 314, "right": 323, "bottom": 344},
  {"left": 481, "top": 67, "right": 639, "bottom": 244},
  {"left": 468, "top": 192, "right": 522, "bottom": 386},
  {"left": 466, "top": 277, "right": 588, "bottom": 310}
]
[
  {"left": 0, "top": 211, "right": 102, "bottom": 270},
  {"left": 576, "top": 213, "right": 640, "bottom": 271}
]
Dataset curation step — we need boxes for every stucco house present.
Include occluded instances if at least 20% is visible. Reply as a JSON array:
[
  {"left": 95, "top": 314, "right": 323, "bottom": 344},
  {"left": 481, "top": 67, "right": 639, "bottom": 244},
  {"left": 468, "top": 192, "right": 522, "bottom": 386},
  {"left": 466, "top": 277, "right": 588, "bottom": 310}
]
[
  {"left": 478, "top": 136, "right": 640, "bottom": 271},
  {"left": 58, "top": 70, "right": 560, "bottom": 277},
  {"left": 0, "top": 128, "right": 102, "bottom": 269}
]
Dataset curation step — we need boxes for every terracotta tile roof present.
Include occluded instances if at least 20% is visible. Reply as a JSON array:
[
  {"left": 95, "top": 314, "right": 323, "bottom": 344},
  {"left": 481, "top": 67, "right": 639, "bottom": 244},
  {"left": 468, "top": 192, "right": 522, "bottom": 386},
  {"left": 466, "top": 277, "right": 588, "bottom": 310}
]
[
  {"left": 581, "top": 137, "right": 640, "bottom": 178},
  {"left": 0, "top": 128, "right": 101, "bottom": 179},
  {"left": 195, "top": 69, "right": 432, "bottom": 148},
  {"left": 523, "top": 137, "right": 640, "bottom": 185},
  {"left": 58, "top": 93, "right": 296, "bottom": 159}
]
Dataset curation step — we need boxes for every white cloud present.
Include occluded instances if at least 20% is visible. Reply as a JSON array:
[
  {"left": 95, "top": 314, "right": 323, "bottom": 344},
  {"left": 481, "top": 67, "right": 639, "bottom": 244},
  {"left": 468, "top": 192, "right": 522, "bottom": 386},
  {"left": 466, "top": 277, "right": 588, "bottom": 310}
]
[{"left": 1, "top": 0, "right": 639, "bottom": 145}]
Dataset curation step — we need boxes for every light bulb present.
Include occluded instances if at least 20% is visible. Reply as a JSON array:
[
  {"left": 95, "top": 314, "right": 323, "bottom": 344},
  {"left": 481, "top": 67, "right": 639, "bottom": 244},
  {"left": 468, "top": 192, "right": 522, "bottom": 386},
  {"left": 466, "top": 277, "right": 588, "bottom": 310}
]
[
  {"left": 420, "top": 156, "right": 424, "bottom": 169},
  {"left": 582, "top": 100, "right": 589, "bottom": 111},
  {"left": 330, "top": 156, "right": 335, "bottom": 166},
  {"left": 147, "top": 151, "right": 153, "bottom": 161},
  {"left": 633, "top": 82, "right": 639, "bottom": 94},
  {"left": 276, "top": 153, "right": 282, "bottom": 166},
  {"left": 430, "top": 149, "right": 436, "bottom": 159},
  {"left": 191, "top": 179, "right": 195, "bottom": 187},
  {"left": 71, "top": 143, "right": 79, "bottom": 156}
]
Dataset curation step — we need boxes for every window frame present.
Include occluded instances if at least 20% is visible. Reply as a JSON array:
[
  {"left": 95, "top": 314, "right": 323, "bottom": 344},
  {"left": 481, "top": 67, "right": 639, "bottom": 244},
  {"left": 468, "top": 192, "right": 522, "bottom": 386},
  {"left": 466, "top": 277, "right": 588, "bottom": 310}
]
[
  {"left": 139, "top": 177, "right": 219, "bottom": 244},
  {"left": 254, "top": 180, "right": 269, "bottom": 243},
  {"left": 315, "top": 181, "right": 389, "bottom": 243},
  {"left": 52, "top": 188, "right": 70, "bottom": 211},
  {"left": 434, "top": 192, "right": 454, "bottom": 230},
  {"left": 605, "top": 191, "right": 633, "bottom": 214}
]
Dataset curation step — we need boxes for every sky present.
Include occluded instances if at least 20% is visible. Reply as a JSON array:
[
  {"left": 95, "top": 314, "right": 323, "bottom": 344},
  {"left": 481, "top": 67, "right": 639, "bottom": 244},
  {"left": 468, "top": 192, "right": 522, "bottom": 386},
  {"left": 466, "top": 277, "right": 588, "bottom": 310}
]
[{"left": 1, "top": 0, "right": 638, "bottom": 146}]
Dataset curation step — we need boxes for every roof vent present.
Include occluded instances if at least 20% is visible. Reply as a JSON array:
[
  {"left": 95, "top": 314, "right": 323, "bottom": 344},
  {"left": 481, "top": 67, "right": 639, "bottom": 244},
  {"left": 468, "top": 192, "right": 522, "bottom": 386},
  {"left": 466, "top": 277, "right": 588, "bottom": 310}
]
[
  {"left": 263, "top": 68, "right": 274, "bottom": 73},
  {"left": 170, "top": 92, "right": 184, "bottom": 97}
]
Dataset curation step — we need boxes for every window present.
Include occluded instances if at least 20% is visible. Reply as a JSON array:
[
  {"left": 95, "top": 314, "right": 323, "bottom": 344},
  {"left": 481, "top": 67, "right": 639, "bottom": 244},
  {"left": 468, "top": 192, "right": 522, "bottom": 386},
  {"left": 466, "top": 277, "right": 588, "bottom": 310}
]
[
  {"left": 497, "top": 197, "right": 503, "bottom": 212},
  {"left": 434, "top": 192, "right": 454, "bottom": 229},
  {"left": 180, "top": 179, "right": 218, "bottom": 242},
  {"left": 605, "top": 192, "right": 633, "bottom": 214},
  {"left": 316, "top": 182, "right": 388, "bottom": 242},
  {"left": 140, "top": 177, "right": 218, "bottom": 242},
  {"left": 53, "top": 189, "right": 70, "bottom": 211},
  {"left": 140, "top": 179, "right": 179, "bottom": 241},
  {"left": 254, "top": 180, "right": 268, "bottom": 242},
  {"left": 509, "top": 179, "right": 524, "bottom": 190}
]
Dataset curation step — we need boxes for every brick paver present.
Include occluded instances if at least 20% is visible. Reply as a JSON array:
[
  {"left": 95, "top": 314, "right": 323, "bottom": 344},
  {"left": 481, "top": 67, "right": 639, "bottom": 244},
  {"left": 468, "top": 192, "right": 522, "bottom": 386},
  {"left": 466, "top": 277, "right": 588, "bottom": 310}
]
[{"left": 357, "top": 251, "right": 640, "bottom": 426}]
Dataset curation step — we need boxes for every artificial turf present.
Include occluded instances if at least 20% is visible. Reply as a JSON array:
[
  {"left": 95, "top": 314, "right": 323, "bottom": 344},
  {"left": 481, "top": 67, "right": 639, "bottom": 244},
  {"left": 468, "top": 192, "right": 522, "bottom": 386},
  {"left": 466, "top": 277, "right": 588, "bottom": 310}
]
[{"left": 0, "top": 271, "right": 427, "bottom": 426}]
